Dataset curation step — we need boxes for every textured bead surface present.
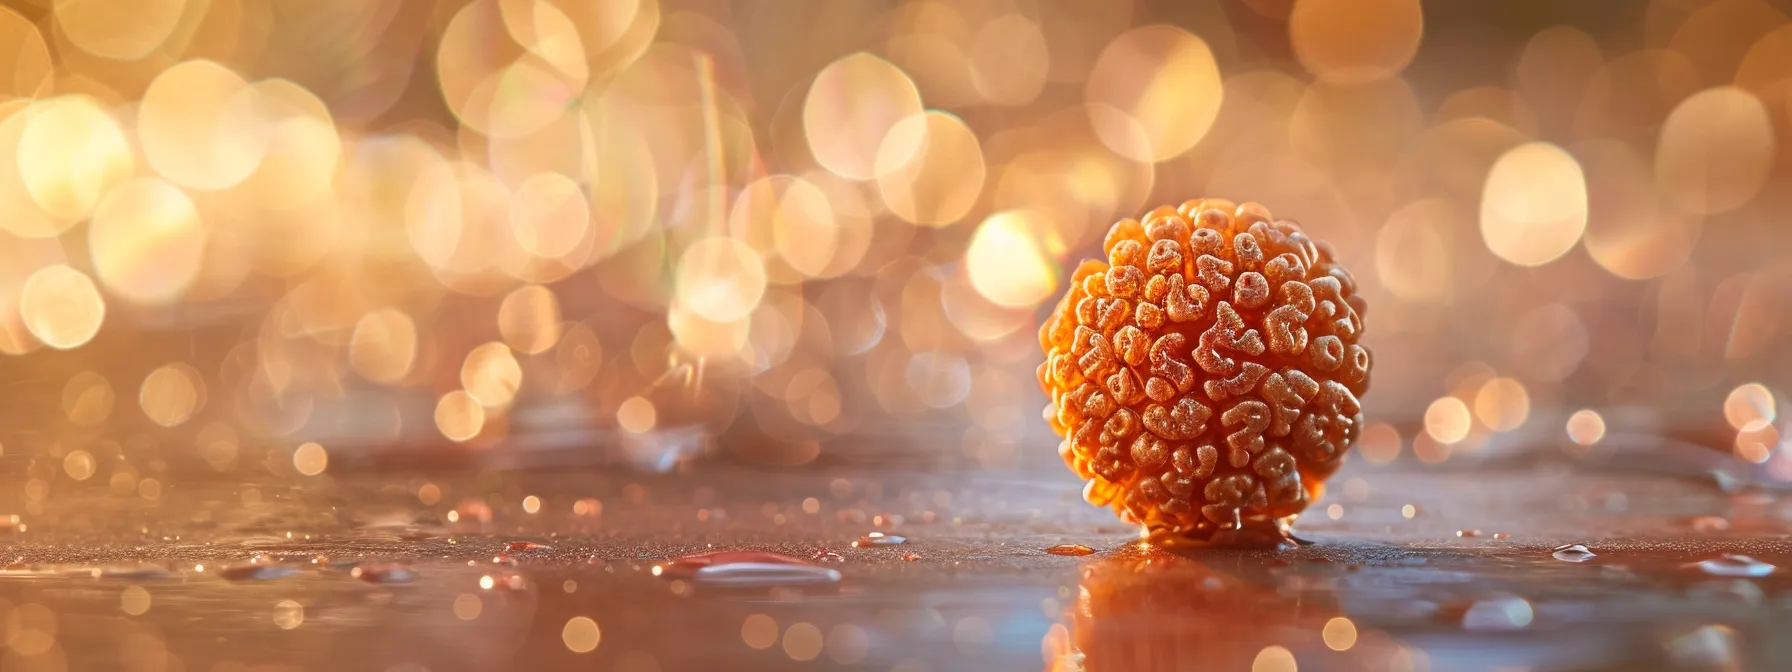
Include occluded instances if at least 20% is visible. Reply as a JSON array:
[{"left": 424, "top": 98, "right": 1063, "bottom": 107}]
[{"left": 1037, "top": 199, "right": 1370, "bottom": 541}]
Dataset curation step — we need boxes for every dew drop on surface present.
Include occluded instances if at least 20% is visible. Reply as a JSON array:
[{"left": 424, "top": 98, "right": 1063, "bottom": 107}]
[
  {"left": 693, "top": 562, "right": 841, "bottom": 587},
  {"left": 1456, "top": 529, "right": 1483, "bottom": 538},
  {"left": 658, "top": 550, "right": 841, "bottom": 587},
  {"left": 1045, "top": 544, "right": 1096, "bottom": 556},
  {"left": 1552, "top": 544, "right": 1596, "bottom": 562},
  {"left": 812, "top": 550, "right": 845, "bottom": 563},
  {"left": 852, "top": 532, "right": 907, "bottom": 547},
  {"left": 505, "top": 541, "right": 550, "bottom": 552},
  {"left": 1692, "top": 555, "right": 1776, "bottom": 578}
]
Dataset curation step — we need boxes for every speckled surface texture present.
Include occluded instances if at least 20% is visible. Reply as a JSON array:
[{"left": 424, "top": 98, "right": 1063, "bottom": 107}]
[{"left": 0, "top": 442, "right": 1786, "bottom": 672}]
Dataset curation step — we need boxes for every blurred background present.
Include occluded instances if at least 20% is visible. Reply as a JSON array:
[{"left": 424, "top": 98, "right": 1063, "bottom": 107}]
[
  {"left": 0, "top": 0, "right": 1785, "bottom": 504},
  {"left": 2, "top": 0, "right": 1792, "bottom": 670}
]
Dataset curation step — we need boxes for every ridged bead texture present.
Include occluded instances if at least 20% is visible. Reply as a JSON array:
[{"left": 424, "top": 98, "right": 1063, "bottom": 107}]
[{"left": 1037, "top": 198, "right": 1370, "bottom": 540}]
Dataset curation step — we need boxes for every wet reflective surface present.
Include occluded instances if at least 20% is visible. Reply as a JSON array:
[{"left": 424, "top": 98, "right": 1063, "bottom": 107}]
[{"left": 2, "top": 439, "right": 1791, "bottom": 672}]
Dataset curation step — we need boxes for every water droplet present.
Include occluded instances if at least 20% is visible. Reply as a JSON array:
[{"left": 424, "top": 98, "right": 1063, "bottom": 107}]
[
  {"left": 504, "top": 541, "right": 550, "bottom": 552},
  {"left": 1461, "top": 594, "right": 1534, "bottom": 630},
  {"left": 351, "top": 563, "right": 417, "bottom": 584},
  {"left": 902, "top": 553, "right": 921, "bottom": 562},
  {"left": 851, "top": 532, "right": 907, "bottom": 547},
  {"left": 694, "top": 562, "right": 841, "bottom": 588},
  {"left": 1692, "top": 555, "right": 1775, "bottom": 578},
  {"left": 1456, "top": 529, "right": 1482, "bottom": 538},
  {"left": 812, "top": 550, "right": 845, "bottom": 563},
  {"left": 220, "top": 564, "right": 300, "bottom": 581},
  {"left": 659, "top": 550, "right": 843, "bottom": 587},
  {"left": 1045, "top": 544, "right": 1096, "bottom": 556},
  {"left": 1492, "top": 532, "right": 1511, "bottom": 540},
  {"left": 1552, "top": 544, "right": 1596, "bottom": 562}
]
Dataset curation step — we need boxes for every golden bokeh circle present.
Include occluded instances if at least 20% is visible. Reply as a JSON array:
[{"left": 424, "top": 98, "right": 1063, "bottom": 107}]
[
  {"left": 1654, "top": 86, "right": 1775, "bottom": 215},
  {"left": 0, "top": 9, "right": 52, "bottom": 99},
  {"left": 498, "top": 284, "right": 564, "bottom": 355},
  {"left": 875, "top": 111, "right": 986, "bottom": 227},
  {"left": 1085, "top": 25, "right": 1223, "bottom": 162},
  {"left": 461, "top": 342, "right": 523, "bottom": 408},
  {"left": 1289, "top": 0, "right": 1424, "bottom": 83},
  {"left": 53, "top": 0, "right": 188, "bottom": 61},
  {"left": 137, "top": 59, "right": 269, "bottom": 190},
  {"left": 964, "top": 210, "right": 1060, "bottom": 308},
  {"left": 349, "top": 309, "right": 419, "bottom": 385},
  {"left": 509, "top": 171, "right": 590, "bottom": 260},
  {"left": 435, "top": 390, "right": 487, "bottom": 442},
  {"left": 674, "top": 237, "right": 767, "bottom": 323},
  {"left": 1480, "top": 142, "right": 1588, "bottom": 267},
  {"left": 87, "top": 177, "right": 207, "bottom": 304},
  {"left": 19, "top": 264, "right": 105, "bottom": 350},
  {"left": 803, "top": 53, "right": 925, "bottom": 181},
  {"left": 140, "top": 361, "right": 204, "bottom": 427},
  {"left": 17, "top": 95, "right": 133, "bottom": 220},
  {"left": 61, "top": 371, "right": 114, "bottom": 426}
]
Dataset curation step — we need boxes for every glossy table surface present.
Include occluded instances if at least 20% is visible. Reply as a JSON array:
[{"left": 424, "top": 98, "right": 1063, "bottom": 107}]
[{"left": 0, "top": 432, "right": 1786, "bottom": 672}]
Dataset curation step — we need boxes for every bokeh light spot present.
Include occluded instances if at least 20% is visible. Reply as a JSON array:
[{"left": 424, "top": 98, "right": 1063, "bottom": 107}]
[
  {"left": 1567, "top": 409, "right": 1607, "bottom": 446},
  {"left": 18, "top": 95, "right": 133, "bottom": 220},
  {"left": 1289, "top": 0, "right": 1423, "bottom": 83},
  {"left": 804, "top": 53, "right": 925, "bottom": 181},
  {"left": 498, "top": 285, "right": 563, "bottom": 355},
  {"left": 782, "top": 622, "right": 823, "bottom": 662},
  {"left": 876, "top": 111, "right": 985, "bottom": 226},
  {"left": 20, "top": 265, "right": 105, "bottom": 350},
  {"left": 1725, "top": 383, "right": 1776, "bottom": 431},
  {"left": 617, "top": 396, "right": 656, "bottom": 434},
  {"left": 674, "top": 237, "right": 766, "bottom": 323},
  {"left": 138, "top": 59, "right": 270, "bottom": 190},
  {"left": 293, "top": 442, "right": 328, "bottom": 476},
  {"left": 461, "top": 342, "right": 523, "bottom": 408},
  {"left": 1480, "top": 142, "right": 1588, "bottom": 267},
  {"left": 1655, "top": 86, "right": 1775, "bottom": 215},
  {"left": 509, "top": 172, "right": 590, "bottom": 260},
  {"left": 54, "top": 0, "right": 188, "bottom": 60},
  {"left": 435, "top": 391, "right": 487, "bottom": 442},
  {"left": 741, "top": 614, "right": 778, "bottom": 650},
  {"left": 1473, "top": 378, "right": 1531, "bottom": 432},
  {"left": 0, "top": 9, "right": 51, "bottom": 99},
  {"left": 62, "top": 371, "right": 114, "bottom": 427},
  {"left": 562, "top": 617, "right": 601, "bottom": 653},
  {"left": 965, "top": 210, "right": 1061, "bottom": 308},
  {"left": 140, "top": 362, "right": 203, "bottom": 427},
  {"left": 88, "top": 177, "right": 207, "bottom": 304},
  {"left": 349, "top": 309, "right": 419, "bottom": 385},
  {"left": 1322, "top": 617, "right": 1358, "bottom": 651},
  {"left": 1424, "top": 397, "right": 1472, "bottom": 444},
  {"left": 272, "top": 600, "right": 303, "bottom": 629},
  {"left": 1085, "top": 25, "right": 1222, "bottom": 162},
  {"left": 63, "top": 450, "right": 95, "bottom": 480}
]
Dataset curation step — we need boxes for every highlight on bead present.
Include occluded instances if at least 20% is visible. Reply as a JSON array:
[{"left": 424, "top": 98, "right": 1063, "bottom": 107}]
[{"left": 1037, "top": 198, "right": 1369, "bottom": 543}]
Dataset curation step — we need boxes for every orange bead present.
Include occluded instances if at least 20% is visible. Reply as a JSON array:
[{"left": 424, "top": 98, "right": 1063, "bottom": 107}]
[{"left": 1037, "top": 199, "right": 1370, "bottom": 543}]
